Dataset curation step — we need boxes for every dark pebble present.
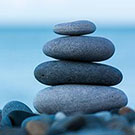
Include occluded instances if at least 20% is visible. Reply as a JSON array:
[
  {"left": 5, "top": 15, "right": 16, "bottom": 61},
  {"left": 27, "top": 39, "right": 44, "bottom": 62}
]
[
  {"left": 48, "top": 115, "right": 86, "bottom": 135},
  {"left": 34, "top": 61, "right": 123, "bottom": 86},
  {"left": 106, "top": 115, "right": 129, "bottom": 130},
  {"left": 8, "top": 110, "right": 37, "bottom": 127}
]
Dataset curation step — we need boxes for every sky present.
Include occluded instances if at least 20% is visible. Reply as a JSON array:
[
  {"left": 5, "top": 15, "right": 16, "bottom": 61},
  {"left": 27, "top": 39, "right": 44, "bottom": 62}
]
[{"left": 0, "top": 0, "right": 135, "bottom": 26}]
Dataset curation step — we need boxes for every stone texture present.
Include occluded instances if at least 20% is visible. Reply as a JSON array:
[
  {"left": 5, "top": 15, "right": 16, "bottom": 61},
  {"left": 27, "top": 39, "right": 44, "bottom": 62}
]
[
  {"left": 34, "top": 61, "right": 123, "bottom": 86},
  {"left": 33, "top": 85, "right": 128, "bottom": 115},
  {"left": 43, "top": 36, "right": 115, "bottom": 62},
  {"left": 2, "top": 101, "right": 32, "bottom": 118},
  {"left": 53, "top": 20, "right": 96, "bottom": 36}
]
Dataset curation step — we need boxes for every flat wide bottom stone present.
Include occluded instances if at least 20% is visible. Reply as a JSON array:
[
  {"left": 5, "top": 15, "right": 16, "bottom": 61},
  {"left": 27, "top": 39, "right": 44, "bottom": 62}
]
[{"left": 33, "top": 85, "right": 128, "bottom": 115}]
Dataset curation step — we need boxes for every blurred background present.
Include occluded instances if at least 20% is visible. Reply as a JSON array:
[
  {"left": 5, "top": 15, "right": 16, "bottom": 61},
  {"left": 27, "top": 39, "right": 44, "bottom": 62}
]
[{"left": 0, "top": 0, "right": 135, "bottom": 111}]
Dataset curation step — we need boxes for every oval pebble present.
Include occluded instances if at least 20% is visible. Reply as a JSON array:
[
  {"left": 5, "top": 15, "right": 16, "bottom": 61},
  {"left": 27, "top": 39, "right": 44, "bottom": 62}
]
[
  {"left": 33, "top": 85, "right": 128, "bottom": 115},
  {"left": 54, "top": 20, "right": 96, "bottom": 36},
  {"left": 43, "top": 36, "right": 115, "bottom": 62},
  {"left": 26, "top": 121, "right": 49, "bottom": 135},
  {"left": 34, "top": 61, "right": 123, "bottom": 86}
]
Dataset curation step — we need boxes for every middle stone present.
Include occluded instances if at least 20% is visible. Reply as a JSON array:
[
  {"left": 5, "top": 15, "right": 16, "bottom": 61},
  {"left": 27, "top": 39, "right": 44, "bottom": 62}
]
[
  {"left": 34, "top": 61, "right": 123, "bottom": 86},
  {"left": 43, "top": 36, "right": 115, "bottom": 62}
]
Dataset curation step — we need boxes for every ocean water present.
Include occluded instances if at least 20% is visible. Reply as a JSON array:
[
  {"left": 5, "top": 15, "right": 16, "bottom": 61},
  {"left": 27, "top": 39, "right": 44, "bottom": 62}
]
[{"left": 0, "top": 26, "right": 135, "bottom": 111}]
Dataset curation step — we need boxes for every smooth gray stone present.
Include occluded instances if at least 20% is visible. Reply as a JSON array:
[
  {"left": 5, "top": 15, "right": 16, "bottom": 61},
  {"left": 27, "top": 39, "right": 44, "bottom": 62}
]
[
  {"left": 2, "top": 101, "right": 32, "bottom": 118},
  {"left": 34, "top": 61, "right": 123, "bottom": 86},
  {"left": 43, "top": 36, "right": 115, "bottom": 62},
  {"left": 33, "top": 85, "right": 128, "bottom": 115},
  {"left": 53, "top": 20, "right": 96, "bottom": 35}
]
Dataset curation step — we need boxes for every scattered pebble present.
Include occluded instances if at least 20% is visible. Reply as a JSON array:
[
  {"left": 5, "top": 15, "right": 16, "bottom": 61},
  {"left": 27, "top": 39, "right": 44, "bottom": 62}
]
[
  {"left": 21, "top": 114, "right": 54, "bottom": 128},
  {"left": 119, "top": 107, "right": 134, "bottom": 115},
  {"left": 26, "top": 121, "right": 49, "bottom": 135},
  {"left": 0, "top": 103, "right": 135, "bottom": 135},
  {"left": 48, "top": 115, "right": 86, "bottom": 135},
  {"left": 55, "top": 112, "right": 66, "bottom": 121}
]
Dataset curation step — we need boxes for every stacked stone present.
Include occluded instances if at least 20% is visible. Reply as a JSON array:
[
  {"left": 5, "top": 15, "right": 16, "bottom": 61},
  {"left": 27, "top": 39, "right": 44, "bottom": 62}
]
[{"left": 33, "top": 20, "right": 128, "bottom": 115}]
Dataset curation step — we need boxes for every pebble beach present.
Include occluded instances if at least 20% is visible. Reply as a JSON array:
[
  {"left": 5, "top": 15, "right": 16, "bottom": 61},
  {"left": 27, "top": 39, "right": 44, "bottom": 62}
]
[{"left": 0, "top": 20, "right": 135, "bottom": 135}]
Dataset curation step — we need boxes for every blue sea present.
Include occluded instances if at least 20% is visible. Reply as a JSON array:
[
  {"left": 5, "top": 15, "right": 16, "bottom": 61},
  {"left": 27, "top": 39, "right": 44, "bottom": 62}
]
[{"left": 0, "top": 26, "right": 135, "bottom": 111}]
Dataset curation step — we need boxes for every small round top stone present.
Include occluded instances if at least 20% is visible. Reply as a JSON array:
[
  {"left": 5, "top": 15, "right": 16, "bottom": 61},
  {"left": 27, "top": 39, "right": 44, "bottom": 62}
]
[{"left": 53, "top": 20, "right": 96, "bottom": 36}]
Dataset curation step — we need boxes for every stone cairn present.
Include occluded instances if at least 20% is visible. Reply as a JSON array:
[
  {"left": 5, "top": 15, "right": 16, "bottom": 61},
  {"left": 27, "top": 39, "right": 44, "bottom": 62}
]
[{"left": 33, "top": 20, "right": 128, "bottom": 115}]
